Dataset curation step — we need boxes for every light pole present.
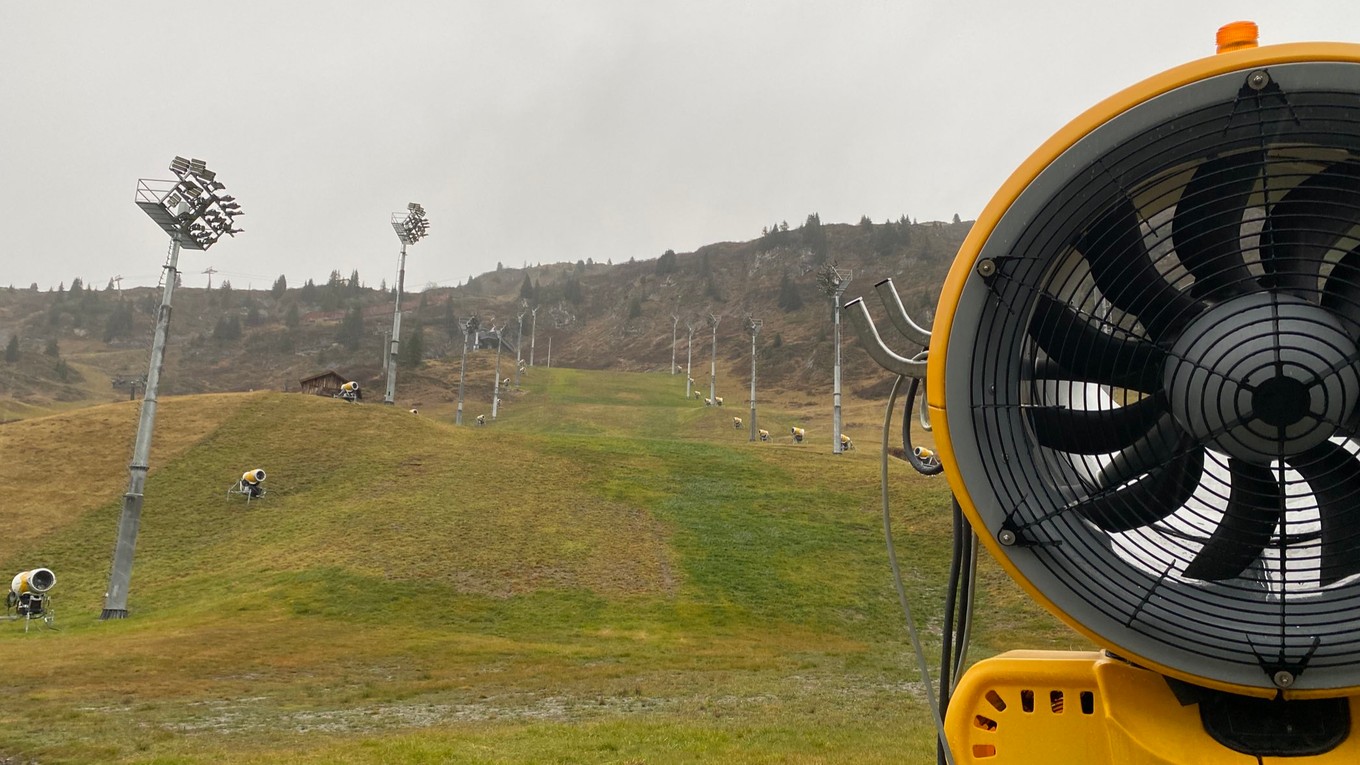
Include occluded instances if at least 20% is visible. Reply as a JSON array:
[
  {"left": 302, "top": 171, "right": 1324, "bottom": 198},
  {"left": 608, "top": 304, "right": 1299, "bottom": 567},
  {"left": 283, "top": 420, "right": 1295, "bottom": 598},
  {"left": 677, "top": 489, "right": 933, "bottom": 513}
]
[
  {"left": 671, "top": 314, "right": 679, "bottom": 375},
  {"left": 529, "top": 305, "right": 539, "bottom": 367},
  {"left": 384, "top": 203, "right": 430, "bottom": 405},
  {"left": 818, "top": 264, "right": 853, "bottom": 454},
  {"left": 106, "top": 156, "right": 244, "bottom": 620},
  {"left": 514, "top": 304, "right": 526, "bottom": 389},
  {"left": 491, "top": 324, "right": 504, "bottom": 419},
  {"left": 456, "top": 315, "right": 479, "bottom": 425},
  {"left": 746, "top": 316, "right": 761, "bottom": 442},
  {"left": 708, "top": 313, "right": 720, "bottom": 405},
  {"left": 685, "top": 321, "right": 695, "bottom": 399}
]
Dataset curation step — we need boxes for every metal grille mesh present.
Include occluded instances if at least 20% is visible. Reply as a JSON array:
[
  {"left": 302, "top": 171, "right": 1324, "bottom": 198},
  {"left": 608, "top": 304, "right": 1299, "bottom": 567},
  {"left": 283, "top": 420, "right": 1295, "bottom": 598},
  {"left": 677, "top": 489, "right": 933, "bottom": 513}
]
[{"left": 952, "top": 61, "right": 1360, "bottom": 693}]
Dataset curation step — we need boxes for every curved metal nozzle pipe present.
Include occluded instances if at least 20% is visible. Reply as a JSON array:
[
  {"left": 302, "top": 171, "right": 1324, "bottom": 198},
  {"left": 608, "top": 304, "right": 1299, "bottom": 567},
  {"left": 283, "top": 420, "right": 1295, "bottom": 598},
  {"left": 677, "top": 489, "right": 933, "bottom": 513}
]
[
  {"left": 844, "top": 298, "right": 929, "bottom": 378},
  {"left": 874, "top": 278, "right": 933, "bottom": 348}
]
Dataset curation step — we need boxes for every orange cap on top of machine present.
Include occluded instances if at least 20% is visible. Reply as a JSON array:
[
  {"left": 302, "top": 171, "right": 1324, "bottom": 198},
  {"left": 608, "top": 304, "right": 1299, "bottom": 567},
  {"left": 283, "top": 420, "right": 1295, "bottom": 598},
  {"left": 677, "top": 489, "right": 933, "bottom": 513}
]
[{"left": 1216, "top": 20, "right": 1259, "bottom": 54}]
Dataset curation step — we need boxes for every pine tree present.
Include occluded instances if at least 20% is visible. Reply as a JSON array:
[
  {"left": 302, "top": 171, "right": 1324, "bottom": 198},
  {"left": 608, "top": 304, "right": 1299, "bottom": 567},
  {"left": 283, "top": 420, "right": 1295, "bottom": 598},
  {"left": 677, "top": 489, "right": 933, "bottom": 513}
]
[
  {"left": 104, "top": 303, "right": 134, "bottom": 342},
  {"left": 4, "top": 334, "right": 17, "bottom": 363},
  {"left": 285, "top": 303, "right": 300, "bottom": 329},
  {"left": 336, "top": 304, "right": 363, "bottom": 350},
  {"left": 400, "top": 320, "right": 425, "bottom": 368},
  {"left": 874, "top": 222, "right": 900, "bottom": 257},
  {"left": 656, "top": 249, "right": 678, "bottom": 275},
  {"left": 213, "top": 315, "right": 242, "bottom": 342},
  {"left": 777, "top": 271, "right": 804, "bottom": 312},
  {"left": 271, "top": 274, "right": 288, "bottom": 298},
  {"left": 802, "top": 213, "right": 827, "bottom": 263}
]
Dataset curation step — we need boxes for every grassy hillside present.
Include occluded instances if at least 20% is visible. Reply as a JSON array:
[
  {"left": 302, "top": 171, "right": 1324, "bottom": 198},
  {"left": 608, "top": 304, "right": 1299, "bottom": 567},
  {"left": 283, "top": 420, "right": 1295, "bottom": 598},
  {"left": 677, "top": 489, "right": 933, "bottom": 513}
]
[{"left": 0, "top": 369, "right": 1074, "bottom": 763}]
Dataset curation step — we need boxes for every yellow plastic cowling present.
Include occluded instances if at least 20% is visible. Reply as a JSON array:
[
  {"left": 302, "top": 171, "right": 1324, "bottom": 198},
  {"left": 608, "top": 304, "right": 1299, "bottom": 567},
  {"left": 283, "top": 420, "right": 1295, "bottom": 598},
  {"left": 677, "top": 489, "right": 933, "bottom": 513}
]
[{"left": 946, "top": 651, "right": 1360, "bottom": 763}]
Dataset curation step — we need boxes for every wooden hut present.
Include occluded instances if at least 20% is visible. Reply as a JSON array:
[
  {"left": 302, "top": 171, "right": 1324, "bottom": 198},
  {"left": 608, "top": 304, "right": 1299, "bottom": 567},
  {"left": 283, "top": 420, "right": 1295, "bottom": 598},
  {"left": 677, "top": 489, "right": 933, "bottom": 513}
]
[{"left": 299, "top": 370, "right": 348, "bottom": 398}]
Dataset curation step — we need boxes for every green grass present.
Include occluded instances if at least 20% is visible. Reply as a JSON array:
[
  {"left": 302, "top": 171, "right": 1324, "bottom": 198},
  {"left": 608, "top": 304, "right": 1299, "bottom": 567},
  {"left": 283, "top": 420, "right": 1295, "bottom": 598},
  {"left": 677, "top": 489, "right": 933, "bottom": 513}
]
[{"left": 0, "top": 369, "right": 1069, "bottom": 763}]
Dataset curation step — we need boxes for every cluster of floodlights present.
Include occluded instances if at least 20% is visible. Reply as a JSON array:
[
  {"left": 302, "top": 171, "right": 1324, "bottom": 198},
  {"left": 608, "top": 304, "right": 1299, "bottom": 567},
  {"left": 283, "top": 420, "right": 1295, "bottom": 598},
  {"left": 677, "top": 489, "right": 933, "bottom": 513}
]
[
  {"left": 391, "top": 202, "right": 430, "bottom": 245},
  {"left": 134, "top": 157, "right": 244, "bottom": 250}
]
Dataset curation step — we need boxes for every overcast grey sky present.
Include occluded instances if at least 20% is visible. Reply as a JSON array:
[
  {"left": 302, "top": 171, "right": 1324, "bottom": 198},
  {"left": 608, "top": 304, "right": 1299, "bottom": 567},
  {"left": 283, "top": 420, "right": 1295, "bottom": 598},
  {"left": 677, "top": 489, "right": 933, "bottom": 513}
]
[{"left": 4, "top": 2, "right": 1360, "bottom": 291}]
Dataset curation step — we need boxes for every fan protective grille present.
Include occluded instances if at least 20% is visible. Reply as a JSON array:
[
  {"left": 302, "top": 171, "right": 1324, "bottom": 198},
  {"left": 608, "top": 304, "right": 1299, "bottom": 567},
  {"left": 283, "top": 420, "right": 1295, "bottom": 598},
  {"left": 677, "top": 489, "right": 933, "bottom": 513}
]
[{"left": 939, "top": 54, "right": 1360, "bottom": 695}]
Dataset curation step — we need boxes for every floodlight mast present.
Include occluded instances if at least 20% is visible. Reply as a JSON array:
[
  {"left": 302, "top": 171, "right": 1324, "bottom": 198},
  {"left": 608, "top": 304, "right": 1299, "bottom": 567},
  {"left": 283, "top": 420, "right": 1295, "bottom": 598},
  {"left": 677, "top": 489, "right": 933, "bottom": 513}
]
[
  {"left": 685, "top": 321, "right": 695, "bottom": 399},
  {"left": 384, "top": 203, "right": 429, "bottom": 405},
  {"left": 671, "top": 314, "right": 679, "bottom": 375},
  {"left": 747, "top": 317, "right": 761, "bottom": 441},
  {"left": 456, "top": 315, "right": 478, "bottom": 425},
  {"left": 492, "top": 323, "right": 503, "bottom": 419},
  {"left": 105, "top": 157, "right": 243, "bottom": 620},
  {"left": 529, "top": 305, "right": 539, "bottom": 367},
  {"left": 818, "top": 265, "right": 852, "bottom": 454},
  {"left": 708, "top": 313, "right": 720, "bottom": 404},
  {"left": 514, "top": 304, "right": 526, "bottom": 389}
]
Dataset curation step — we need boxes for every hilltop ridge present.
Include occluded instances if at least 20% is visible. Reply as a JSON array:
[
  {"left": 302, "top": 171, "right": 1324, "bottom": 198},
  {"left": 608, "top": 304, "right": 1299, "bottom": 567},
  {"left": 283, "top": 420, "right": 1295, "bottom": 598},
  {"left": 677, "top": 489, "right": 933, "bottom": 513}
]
[{"left": 0, "top": 217, "right": 971, "bottom": 418}]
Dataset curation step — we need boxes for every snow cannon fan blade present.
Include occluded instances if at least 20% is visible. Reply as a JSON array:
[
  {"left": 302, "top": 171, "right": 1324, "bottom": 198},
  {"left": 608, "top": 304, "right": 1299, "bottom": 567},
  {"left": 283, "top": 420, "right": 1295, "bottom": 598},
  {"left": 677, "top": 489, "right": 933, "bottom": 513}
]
[{"left": 929, "top": 33, "right": 1360, "bottom": 703}]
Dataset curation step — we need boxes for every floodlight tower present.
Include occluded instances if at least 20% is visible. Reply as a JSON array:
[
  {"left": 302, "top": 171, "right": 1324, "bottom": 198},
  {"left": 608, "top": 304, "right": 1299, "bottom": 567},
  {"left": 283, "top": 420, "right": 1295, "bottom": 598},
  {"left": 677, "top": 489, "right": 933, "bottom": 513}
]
[
  {"left": 529, "top": 305, "right": 539, "bottom": 366},
  {"left": 514, "top": 303, "right": 526, "bottom": 389},
  {"left": 708, "top": 313, "right": 720, "bottom": 405},
  {"left": 491, "top": 323, "right": 504, "bottom": 419},
  {"left": 818, "top": 264, "right": 852, "bottom": 454},
  {"left": 671, "top": 314, "right": 679, "bottom": 375},
  {"left": 685, "top": 321, "right": 695, "bottom": 399},
  {"left": 746, "top": 316, "right": 761, "bottom": 441},
  {"left": 105, "top": 156, "right": 244, "bottom": 620},
  {"left": 384, "top": 202, "right": 430, "bottom": 405},
  {"left": 456, "top": 315, "right": 479, "bottom": 425}
]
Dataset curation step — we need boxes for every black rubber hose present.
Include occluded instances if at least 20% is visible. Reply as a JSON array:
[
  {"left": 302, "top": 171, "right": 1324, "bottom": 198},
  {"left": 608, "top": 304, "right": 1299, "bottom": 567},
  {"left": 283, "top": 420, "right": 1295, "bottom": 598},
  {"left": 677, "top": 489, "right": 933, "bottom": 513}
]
[
  {"left": 903, "top": 376, "right": 944, "bottom": 476},
  {"left": 954, "top": 521, "right": 974, "bottom": 681},
  {"left": 937, "top": 499, "right": 965, "bottom": 765}
]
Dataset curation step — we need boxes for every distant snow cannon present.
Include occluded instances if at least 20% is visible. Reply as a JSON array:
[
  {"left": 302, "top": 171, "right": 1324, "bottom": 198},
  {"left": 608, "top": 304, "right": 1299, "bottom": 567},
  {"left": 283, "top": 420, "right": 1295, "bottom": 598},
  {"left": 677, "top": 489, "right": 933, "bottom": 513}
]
[
  {"left": 227, "top": 468, "right": 267, "bottom": 501},
  {"left": 758, "top": 429, "right": 770, "bottom": 442},
  {"left": 840, "top": 434, "right": 854, "bottom": 451},
  {"left": 476, "top": 414, "right": 486, "bottom": 426},
  {"left": 7, "top": 568, "right": 55, "bottom": 631},
  {"left": 733, "top": 417, "right": 743, "bottom": 429},
  {"left": 409, "top": 408, "right": 419, "bottom": 415},
  {"left": 791, "top": 427, "right": 805, "bottom": 444},
  {"left": 10, "top": 568, "right": 55, "bottom": 597},
  {"left": 338, "top": 381, "right": 362, "bottom": 402},
  {"left": 714, "top": 396, "right": 724, "bottom": 406}
]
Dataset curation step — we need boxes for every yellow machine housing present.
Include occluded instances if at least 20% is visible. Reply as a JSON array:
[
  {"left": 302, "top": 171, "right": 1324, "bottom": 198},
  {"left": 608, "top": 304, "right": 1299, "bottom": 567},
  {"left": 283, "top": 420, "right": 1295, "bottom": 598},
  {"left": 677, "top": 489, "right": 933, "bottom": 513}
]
[
  {"left": 946, "top": 652, "right": 1360, "bottom": 764},
  {"left": 919, "top": 23, "right": 1360, "bottom": 764}
]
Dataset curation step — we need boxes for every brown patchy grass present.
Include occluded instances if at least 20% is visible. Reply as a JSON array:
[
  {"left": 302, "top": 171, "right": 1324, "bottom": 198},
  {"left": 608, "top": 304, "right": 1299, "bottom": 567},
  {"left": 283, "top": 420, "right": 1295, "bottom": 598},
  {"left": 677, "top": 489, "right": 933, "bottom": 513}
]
[
  {"left": 0, "top": 393, "right": 257, "bottom": 564},
  {"left": 0, "top": 370, "right": 1071, "bottom": 764}
]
